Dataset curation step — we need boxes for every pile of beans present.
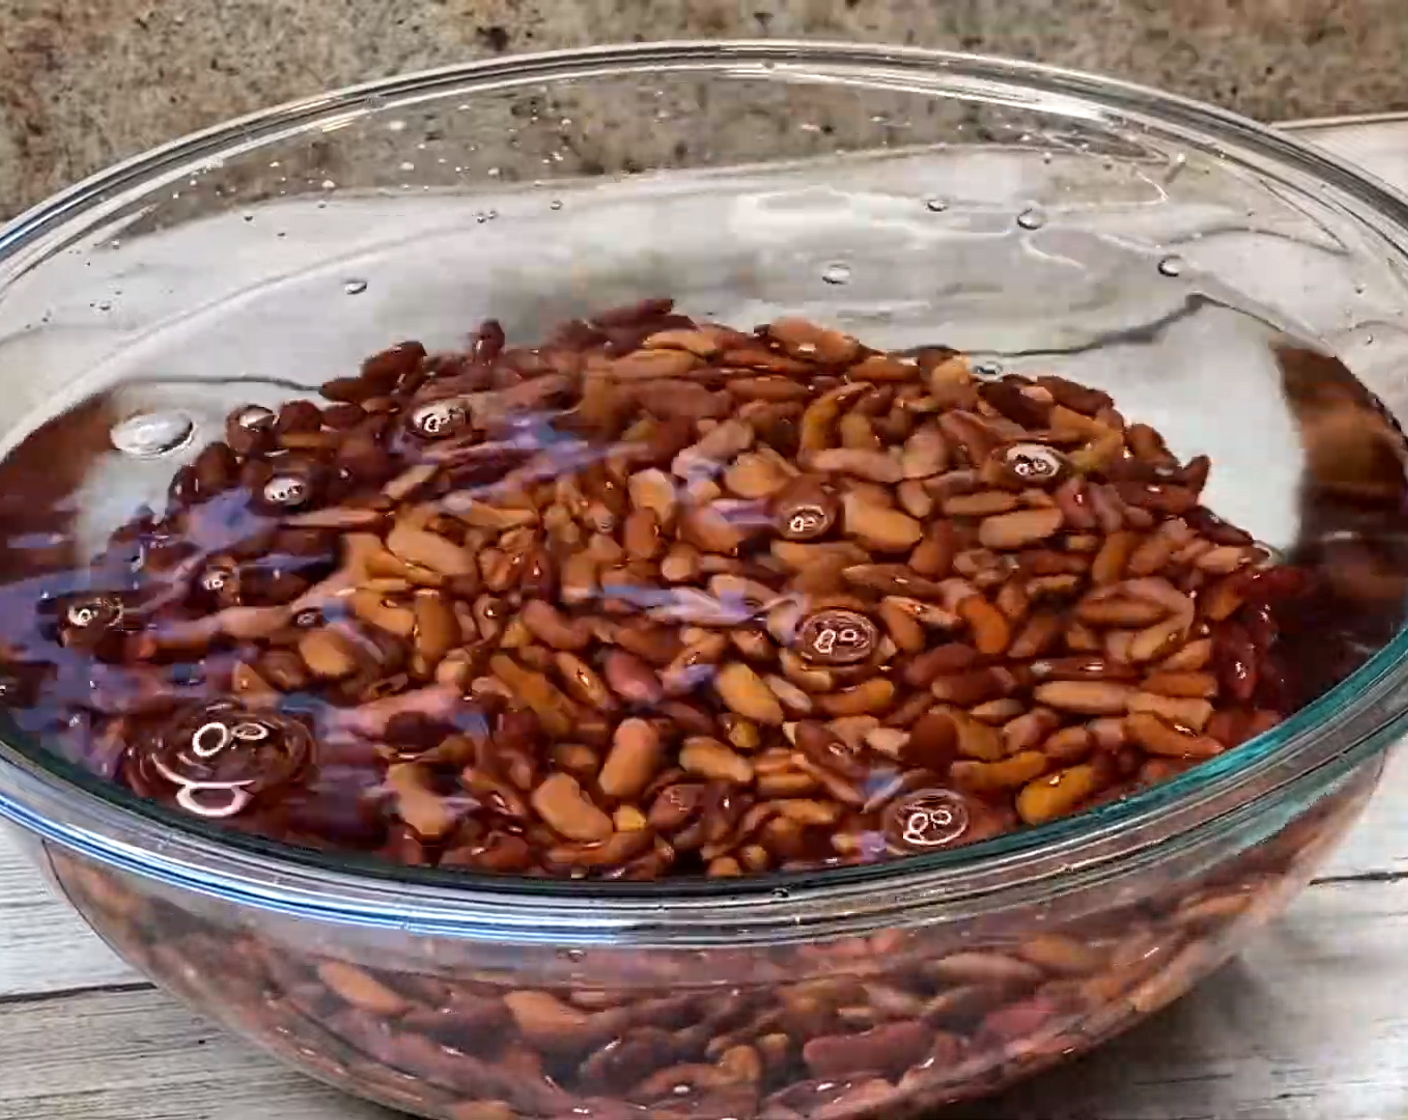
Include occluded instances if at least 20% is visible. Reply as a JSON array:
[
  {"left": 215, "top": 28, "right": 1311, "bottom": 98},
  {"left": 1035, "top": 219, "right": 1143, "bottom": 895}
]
[
  {"left": 0, "top": 299, "right": 1311, "bottom": 879},
  {"left": 10, "top": 298, "right": 1402, "bottom": 1119}
]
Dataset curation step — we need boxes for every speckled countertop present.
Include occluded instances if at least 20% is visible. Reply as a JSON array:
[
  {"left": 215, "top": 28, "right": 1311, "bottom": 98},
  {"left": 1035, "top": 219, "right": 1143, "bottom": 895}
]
[{"left": 2, "top": 0, "right": 1406, "bottom": 218}]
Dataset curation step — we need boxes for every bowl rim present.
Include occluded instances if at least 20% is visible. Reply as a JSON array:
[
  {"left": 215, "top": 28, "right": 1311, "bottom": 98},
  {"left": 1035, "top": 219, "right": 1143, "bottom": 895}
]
[{"left": 2, "top": 38, "right": 1407, "bottom": 943}]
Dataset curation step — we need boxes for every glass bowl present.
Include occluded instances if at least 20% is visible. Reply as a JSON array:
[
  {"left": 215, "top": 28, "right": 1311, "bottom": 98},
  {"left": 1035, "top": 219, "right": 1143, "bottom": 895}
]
[{"left": 3, "top": 41, "right": 1408, "bottom": 1120}]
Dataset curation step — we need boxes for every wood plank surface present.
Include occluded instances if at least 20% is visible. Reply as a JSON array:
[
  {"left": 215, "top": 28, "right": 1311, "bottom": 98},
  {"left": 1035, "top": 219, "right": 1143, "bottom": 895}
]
[
  {"left": 0, "top": 986, "right": 390, "bottom": 1120},
  {"left": 2, "top": 116, "right": 1408, "bottom": 1120},
  {"left": 0, "top": 835, "right": 136, "bottom": 998}
]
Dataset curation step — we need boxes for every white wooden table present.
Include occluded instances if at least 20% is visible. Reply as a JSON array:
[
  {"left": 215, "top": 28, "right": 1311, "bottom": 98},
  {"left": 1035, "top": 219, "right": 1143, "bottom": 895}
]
[{"left": 5, "top": 117, "right": 1408, "bottom": 1120}]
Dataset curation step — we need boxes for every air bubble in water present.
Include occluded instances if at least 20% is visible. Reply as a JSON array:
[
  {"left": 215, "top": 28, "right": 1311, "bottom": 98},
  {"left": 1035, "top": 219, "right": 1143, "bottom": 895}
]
[
  {"left": 1157, "top": 255, "right": 1185, "bottom": 277},
  {"left": 821, "top": 262, "right": 852, "bottom": 286},
  {"left": 343, "top": 278, "right": 368, "bottom": 295},
  {"left": 1016, "top": 207, "right": 1046, "bottom": 230},
  {"left": 110, "top": 411, "right": 195, "bottom": 458},
  {"left": 924, "top": 197, "right": 949, "bottom": 213}
]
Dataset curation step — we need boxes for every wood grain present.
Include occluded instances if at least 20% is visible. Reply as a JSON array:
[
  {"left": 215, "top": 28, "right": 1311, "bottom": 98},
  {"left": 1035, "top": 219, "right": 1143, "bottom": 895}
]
[
  {"left": 0, "top": 986, "right": 392, "bottom": 1120},
  {"left": 0, "top": 831, "right": 136, "bottom": 998}
]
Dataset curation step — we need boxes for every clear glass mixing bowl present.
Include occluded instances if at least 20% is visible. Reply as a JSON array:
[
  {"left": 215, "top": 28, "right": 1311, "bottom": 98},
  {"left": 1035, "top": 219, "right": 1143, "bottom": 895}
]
[{"left": 2, "top": 41, "right": 1408, "bottom": 1119}]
